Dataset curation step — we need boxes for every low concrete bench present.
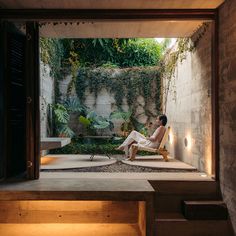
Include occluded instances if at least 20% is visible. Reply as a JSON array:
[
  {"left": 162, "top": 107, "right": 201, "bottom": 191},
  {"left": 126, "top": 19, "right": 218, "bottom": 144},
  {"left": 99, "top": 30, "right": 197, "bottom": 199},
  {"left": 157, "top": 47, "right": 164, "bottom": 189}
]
[{"left": 40, "top": 137, "right": 71, "bottom": 151}]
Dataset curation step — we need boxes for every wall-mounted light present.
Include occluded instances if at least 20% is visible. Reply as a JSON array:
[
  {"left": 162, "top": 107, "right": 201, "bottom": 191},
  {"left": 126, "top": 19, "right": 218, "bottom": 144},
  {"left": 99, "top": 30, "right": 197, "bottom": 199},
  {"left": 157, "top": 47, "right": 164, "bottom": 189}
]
[
  {"left": 200, "top": 174, "right": 208, "bottom": 178},
  {"left": 168, "top": 130, "right": 174, "bottom": 145},
  {"left": 184, "top": 134, "right": 192, "bottom": 150}
]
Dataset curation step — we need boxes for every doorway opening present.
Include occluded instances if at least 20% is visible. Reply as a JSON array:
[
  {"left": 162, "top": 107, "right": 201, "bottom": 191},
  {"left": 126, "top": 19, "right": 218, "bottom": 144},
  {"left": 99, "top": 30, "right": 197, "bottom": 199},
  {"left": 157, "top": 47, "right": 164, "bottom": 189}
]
[{"left": 37, "top": 19, "right": 214, "bottom": 179}]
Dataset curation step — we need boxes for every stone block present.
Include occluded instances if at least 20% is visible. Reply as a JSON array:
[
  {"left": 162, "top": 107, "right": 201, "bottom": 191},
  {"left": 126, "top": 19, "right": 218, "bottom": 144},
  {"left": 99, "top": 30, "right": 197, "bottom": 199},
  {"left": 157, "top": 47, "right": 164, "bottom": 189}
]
[{"left": 219, "top": 1, "right": 236, "bottom": 228}]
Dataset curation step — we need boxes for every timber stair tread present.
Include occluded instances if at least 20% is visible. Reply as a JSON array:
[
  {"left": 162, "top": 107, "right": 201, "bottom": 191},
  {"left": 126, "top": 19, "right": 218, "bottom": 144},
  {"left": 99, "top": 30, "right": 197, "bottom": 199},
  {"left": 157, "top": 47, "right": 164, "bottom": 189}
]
[
  {"left": 0, "top": 223, "right": 141, "bottom": 236},
  {"left": 182, "top": 200, "right": 228, "bottom": 220},
  {"left": 0, "top": 178, "right": 154, "bottom": 200}
]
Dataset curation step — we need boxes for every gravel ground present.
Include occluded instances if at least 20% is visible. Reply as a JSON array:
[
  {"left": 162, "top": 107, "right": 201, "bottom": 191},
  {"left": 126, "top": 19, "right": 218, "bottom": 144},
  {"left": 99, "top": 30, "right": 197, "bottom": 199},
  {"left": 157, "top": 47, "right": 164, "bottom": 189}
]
[{"left": 41, "top": 155, "right": 198, "bottom": 173}]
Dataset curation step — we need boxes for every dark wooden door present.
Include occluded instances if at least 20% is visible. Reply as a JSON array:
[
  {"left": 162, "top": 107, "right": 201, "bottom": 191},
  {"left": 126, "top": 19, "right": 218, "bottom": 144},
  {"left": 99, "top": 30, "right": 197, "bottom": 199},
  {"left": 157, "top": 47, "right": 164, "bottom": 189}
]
[
  {"left": 7, "top": 25, "right": 27, "bottom": 177},
  {"left": 0, "top": 21, "right": 40, "bottom": 180},
  {"left": 0, "top": 21, "right": 26, "bottom": 179}
]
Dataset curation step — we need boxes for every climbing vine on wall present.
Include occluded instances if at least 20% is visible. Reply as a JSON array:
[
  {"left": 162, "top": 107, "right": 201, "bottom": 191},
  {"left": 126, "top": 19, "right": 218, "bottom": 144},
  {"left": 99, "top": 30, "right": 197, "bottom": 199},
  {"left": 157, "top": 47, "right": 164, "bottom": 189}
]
[
  {"left": 40, "top": 38, "right": 65, "bottom": 102},
  {"left": 161, "top": 38, "right": 192, "bottom": 111},
  {"left": 161, "top": 23, "right": 211, "bottom": 113},
  {"left": 75, "top": 67, "right": 161, "bottom": 116}
]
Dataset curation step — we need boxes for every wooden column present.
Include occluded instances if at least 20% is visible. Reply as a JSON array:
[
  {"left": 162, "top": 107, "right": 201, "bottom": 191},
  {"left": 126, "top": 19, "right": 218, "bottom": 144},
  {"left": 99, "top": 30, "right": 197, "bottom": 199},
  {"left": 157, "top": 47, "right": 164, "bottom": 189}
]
[
  {"left": 0, "top": 21, "right": 6, "bottom": 180},
  {"left": 211, "top": 11, "right": 219, "bottom": 180},
  {"left": 25, "top": 22, "right": 40, "bottom": 179}
]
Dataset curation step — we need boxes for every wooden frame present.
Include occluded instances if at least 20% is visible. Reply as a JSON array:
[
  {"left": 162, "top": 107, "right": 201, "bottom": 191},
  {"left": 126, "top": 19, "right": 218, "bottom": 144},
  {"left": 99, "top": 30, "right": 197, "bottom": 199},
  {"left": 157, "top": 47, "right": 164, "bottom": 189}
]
[
  {"left": 25, "top": 22, "right": 40, "bottom": 179},
  {"left": 211, "top": 10, "right": 219, "bottom": 181},
  {"left": 0, "top": 21, "right": 7, "bottom": 180},
  {"left": 0, "top": 9, "right": 216, "bottom": 20},
  {"left": 0, "top": 9, "right": 219, "bottom": 180}
]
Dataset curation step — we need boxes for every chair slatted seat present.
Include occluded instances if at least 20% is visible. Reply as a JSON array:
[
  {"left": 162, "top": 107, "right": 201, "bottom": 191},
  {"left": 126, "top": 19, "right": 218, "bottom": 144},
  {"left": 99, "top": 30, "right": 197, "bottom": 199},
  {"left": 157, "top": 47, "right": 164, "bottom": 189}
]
[{"left": 131, "top": 126, "right": 170, "bottom": 162}]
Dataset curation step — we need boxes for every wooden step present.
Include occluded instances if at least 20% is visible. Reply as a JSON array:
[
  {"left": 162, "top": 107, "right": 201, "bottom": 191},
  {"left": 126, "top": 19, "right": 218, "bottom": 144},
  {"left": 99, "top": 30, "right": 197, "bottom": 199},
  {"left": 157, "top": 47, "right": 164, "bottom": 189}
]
[
  {"left": 156, "top": 212, "right": 185, "bottom": 219},
  {"left": 0, "top": 200, "right": 138, "bottom": 224},
  {"left": 0, "top": 178, "right": 155, "bottom": 235},
  {"left": 149, "top": 181, "right": 222, "bottom": 214},
  {"left": 0, "top": 223, "right": 141, "bottom": 236},
  {"left": 149, "top": 181, "right": 221, "bottom": 196},
  {"left": 155, "top": 194, "right": 221, "bottom": 213},
  {"left": 0, "top": 200, "right": 146, "bottom": 236},
  {"left": 155, "top": 219, "right": 234, "bottom": 236},
  {"left": 182, "top": 200, "right": 228, "bottom": 220}
]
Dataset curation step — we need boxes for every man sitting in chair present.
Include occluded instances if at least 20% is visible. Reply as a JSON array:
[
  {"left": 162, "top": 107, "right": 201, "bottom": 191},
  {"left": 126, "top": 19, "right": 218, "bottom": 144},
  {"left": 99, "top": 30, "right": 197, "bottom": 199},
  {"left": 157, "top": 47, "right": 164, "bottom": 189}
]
[{"left": 116, "top": 114, "right": 168, "bottom": 160}]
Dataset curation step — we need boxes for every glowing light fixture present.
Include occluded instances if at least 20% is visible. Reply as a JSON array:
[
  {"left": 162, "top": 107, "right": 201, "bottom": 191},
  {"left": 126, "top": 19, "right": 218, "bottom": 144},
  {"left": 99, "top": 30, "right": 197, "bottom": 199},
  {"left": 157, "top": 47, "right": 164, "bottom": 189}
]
[
  {"left": 200, "top": 174, "right": 208, "bottom": 178},
  {"left": 168, "top": 130, "right": 174, "bottom": 145},
  {"left": 40, "top": 156, "right": 59, "bottom": 165},
  {"left": 184, "top": 134, "right": 192, "bottom": 150}
]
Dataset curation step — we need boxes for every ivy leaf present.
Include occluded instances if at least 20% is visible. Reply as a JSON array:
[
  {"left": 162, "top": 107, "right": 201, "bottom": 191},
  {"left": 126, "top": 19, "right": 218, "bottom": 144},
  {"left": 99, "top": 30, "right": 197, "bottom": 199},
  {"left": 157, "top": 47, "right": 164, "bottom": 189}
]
[
  {"left": 110, "top": 110, "right": 132, "bottom": 122},
  {"left": 53, "top": 104, "right": 69, "bottom": 124},
  {"left": 64, "top": 98, "right": 84, "bottom": 113},
  {"left": 57, "top": 124, "right": 75, "bottom": 138},
  {"left": 87, "top": 111, "right": 97, "bottom": 120},
  {"left": 79, "top": 115, "right": 91, "bottom": 127},
  {"left": 98, "top": 38, "right": 104, "bottom": 47}
]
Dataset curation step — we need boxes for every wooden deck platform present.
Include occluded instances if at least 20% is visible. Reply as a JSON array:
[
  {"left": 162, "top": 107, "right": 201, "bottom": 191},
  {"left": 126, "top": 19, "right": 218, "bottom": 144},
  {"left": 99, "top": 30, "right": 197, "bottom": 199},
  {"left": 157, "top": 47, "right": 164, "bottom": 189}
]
[{"left": 0, "top": 178, "right": 155, "bottom": 236}]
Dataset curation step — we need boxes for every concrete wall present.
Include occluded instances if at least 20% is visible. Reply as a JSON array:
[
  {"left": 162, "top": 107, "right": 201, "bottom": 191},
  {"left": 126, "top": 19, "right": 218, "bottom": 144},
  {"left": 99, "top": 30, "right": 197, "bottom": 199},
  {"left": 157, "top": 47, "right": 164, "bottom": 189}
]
[
  {"left": 40, "top": 62, "right": 55, "bottom": 138},
  {"left": 164, "top": 24, "right": 212, "bottom": 173},
  {"left": 219, "top": 0, "right": 236, "bottom": 233},
  {"left": 164, "top": 1, "right": 236, "bottom": 231}
]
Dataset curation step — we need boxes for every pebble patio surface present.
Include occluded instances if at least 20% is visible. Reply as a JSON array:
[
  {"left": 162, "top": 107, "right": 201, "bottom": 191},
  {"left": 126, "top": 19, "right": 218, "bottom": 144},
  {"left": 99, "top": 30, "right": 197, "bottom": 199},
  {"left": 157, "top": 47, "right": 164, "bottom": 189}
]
[{"left": 41, "top": 155, "right": 198, "bottom": 173}]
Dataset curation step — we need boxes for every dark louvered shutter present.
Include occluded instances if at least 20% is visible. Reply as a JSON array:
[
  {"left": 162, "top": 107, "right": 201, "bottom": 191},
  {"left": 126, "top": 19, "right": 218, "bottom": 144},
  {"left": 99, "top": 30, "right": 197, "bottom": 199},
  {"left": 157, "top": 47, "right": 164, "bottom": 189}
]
[
  {"left": 0, "top": 22, "right": 40, "bottom": 180},
  {"left": 6, "top": 31, "right": 26, "bottom": 177}
]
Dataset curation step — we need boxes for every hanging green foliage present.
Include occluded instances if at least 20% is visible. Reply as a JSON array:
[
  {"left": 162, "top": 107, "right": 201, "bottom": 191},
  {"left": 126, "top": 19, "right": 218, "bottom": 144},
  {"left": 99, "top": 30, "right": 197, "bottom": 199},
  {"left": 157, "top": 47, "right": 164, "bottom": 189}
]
[
  {"left": 40, "top": 37, "right": 166, "bottom": 104},
  {"left": 40, "top": 38, "right": 67, "bottom": 103},
  {"left": 75, "top": 66, "right": 161, "bottom": 116},
  {"left": 161, "top": 23, "right": 210, "bottom": 113},
  {"left": 72, "top": 38, "right": 162, "bottom": 67}
]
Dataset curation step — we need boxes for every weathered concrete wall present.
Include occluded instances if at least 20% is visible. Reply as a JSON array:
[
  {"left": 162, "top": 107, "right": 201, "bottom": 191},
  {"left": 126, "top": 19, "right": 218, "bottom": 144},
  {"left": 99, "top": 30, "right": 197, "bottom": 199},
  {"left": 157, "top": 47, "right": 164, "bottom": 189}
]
[
  {"left": 164, "top": 24, "right": 212, "bottom": 173},
  {"left": 219, "top": 0, "right": 236, "bottom": 233},
  {"left": 40, "top": 62, "right": 55, "bottom": 138}
]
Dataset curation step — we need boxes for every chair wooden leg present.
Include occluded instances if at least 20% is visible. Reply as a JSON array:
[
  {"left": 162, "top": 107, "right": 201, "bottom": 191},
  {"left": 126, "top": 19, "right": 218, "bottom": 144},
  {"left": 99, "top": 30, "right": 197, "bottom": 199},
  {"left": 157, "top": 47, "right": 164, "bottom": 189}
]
[
  {"left": 162, "top": 153, "right": 169, "bottom": 162},
  {"left": 159, "top": 149, "right": 169, "bottom": 162}
]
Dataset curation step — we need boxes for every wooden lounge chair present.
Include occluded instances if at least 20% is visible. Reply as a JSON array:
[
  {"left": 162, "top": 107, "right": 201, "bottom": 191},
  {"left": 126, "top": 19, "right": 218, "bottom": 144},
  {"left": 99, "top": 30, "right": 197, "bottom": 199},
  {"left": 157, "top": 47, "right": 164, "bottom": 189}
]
[{"left": 129, "top": 126, "right": 170, "bottom": 162}]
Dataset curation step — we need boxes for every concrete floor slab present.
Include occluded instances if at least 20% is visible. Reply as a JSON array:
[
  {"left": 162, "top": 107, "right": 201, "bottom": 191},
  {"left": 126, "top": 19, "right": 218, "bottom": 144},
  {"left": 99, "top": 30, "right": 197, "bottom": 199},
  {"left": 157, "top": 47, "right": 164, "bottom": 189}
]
[
  {"left": 40, "top": 172, "right": 212, "bottom": 181},
  {"left": 0, "top": 178, "right": 154, "bottom": 194},
  {"left": 41, "top": 154, "right": 116, "bottom": 170},
  {"left": 122, "top": 155, "right": 196, "bottom": 170}
]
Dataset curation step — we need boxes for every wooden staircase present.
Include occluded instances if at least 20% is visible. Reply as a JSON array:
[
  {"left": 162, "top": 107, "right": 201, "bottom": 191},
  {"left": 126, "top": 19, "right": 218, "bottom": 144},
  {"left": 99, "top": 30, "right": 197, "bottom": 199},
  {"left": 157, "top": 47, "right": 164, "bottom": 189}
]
[
  {"left": 0, "top": 179, "right": 234, "bottom": 236},
  {"left": 149, "top": 180, "right": 234, "bottom": 236}
]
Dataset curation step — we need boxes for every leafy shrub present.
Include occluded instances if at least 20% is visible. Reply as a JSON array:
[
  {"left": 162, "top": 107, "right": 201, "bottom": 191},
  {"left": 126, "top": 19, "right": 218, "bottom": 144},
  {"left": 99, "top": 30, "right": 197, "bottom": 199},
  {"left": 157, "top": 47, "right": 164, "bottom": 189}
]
[{"left": 50, "top": 137, "right": 155, "bottom": 156}]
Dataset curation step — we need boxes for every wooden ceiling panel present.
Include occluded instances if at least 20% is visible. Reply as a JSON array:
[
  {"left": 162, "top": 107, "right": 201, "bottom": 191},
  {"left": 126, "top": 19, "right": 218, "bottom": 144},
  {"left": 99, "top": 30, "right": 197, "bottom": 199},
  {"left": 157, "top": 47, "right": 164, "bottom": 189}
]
[
  {"left": 39, "top": 20, "right": 206, "bottom": 38},
  {"left": 0, "top": 0, "right": 224, "bottom": 9}
]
